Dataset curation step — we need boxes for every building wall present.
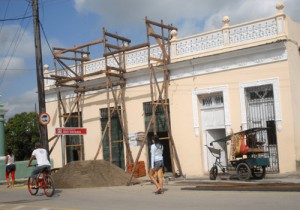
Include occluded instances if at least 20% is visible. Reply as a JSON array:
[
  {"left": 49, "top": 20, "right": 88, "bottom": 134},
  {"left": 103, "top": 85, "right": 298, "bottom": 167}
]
[
  {"left": 47, "top": 52, "right": 296, "bottom": 176},
  {"left": 168, "top": 59, "right": 296, "bottom": 175},
  {"left": 45, "top": 11, "right": 300, "bottom": 176},
  {"left": 285, "top": 16, "right": 300, "bottom": 167}
]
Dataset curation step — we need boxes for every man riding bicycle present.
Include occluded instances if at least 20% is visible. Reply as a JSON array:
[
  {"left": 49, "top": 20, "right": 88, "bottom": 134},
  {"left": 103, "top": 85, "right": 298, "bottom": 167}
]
[{"left": 27, "top": 142, "right": 51, "bottom": 188}]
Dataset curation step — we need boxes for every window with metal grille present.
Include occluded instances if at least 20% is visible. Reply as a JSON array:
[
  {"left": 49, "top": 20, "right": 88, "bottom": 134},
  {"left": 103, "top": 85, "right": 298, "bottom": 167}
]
[
  {"left": 247, "top": 85, "right": 274, "bottom": 101},
  {"left": 200, "top": 93, "right": 224, "bottom": 109},
  {"left": 143, "top": 100, "right": 170, "bottom": 132}
]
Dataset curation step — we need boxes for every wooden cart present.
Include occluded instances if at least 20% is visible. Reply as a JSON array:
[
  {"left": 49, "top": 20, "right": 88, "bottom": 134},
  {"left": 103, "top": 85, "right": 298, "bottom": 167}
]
[{"left": 206, "top": 128, "right": 270, "bottom": 181}]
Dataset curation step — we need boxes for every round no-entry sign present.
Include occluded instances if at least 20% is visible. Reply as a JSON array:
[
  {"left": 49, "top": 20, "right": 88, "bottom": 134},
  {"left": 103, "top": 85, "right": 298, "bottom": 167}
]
[{"left": 38, "top": 112, "right": 50, "bottom": 126}]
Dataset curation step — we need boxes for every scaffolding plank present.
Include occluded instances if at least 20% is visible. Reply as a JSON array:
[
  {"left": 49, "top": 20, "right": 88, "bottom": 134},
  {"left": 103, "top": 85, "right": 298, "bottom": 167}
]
[
  {"left": 53, "top": 39, "right": 104, "bottom": 56},
  {"left": 106, "top": 43, "right": 122, "bottom": 50},
  {"left": 54, "top": 55, "right": 89, "bottom": 62},
  {"left": 106, "top": 72, "right": 124, "bottom": 78},
  {"left": 149, "top": 57, "right": 164, "bottom": 63},
  {"left": 106, "top": 65, "right": 125, "bottom": 73},
  {"left": 53, "top": 47, "right": 90, "bottom": 55},
  {"left": 146, "top": 18, "right": 177, "bottom": 31},
  {"left": 75, "top": 81, "right": 125, "bottom": 93},
  {"left": 103, "top": 43, "right": 149, "bottom": 57},
  {"left": 148, "top": 32, "right": 169, "bottom": 41}
]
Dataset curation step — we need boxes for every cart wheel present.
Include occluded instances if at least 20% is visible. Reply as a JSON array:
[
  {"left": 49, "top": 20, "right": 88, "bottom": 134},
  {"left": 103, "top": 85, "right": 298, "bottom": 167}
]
[
  {"left": 236, "top": 163, "right": 251, "bottom": 181},
  {"left": 251, "top": 166, "right": 266, "bottom": 179},
  {"left": 209, "top": 166, "right": 218, "bottom": 180}
]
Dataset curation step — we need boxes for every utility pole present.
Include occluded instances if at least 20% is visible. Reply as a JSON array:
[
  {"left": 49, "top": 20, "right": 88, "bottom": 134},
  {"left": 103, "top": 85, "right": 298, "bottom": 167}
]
[{"left": 32, "top": 0, "right": 49, "bottom": 155}]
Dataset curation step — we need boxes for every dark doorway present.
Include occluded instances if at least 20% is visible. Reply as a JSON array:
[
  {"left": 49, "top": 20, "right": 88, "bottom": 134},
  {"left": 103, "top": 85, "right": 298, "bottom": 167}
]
[
  {"left": 100, "top": 108, "right": 125, "bottom": 169},
  {"left": 65, "top": 112, "right": 84, "bottom": 163},
  {"left": 147, "top": 132, "right": 172, "bottom": 172}
]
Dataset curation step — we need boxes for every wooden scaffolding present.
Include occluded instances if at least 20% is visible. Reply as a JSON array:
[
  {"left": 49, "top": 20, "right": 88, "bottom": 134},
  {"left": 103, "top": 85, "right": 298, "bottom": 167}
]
[
  {"left": 127, "top": 17, "right": 183, "bottom": 185},
  {"left": 49, "top": 31, "right": 148, "bottom": 168},
  {"left": 93, "top": 28, "right": 148, "bottom": 167},
  {"left": 47, "top": 18, "right": 183, "bottom": 179},
  {"left": 48, "top": 40, "right": 104, "bottom": 165}
]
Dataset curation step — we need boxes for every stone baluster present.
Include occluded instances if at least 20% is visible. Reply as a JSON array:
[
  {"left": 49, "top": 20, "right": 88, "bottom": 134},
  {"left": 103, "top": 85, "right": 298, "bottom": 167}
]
[
  {"left": 44, "top": 64, "right": 49, "bottom": 86},
  {"left": 222, "top": 16, "right": 230, "bottom": 46},
  {"left": 276, "top": 2, "right": 285, "bottom": 35},
  {"left": 171, "top": 29, "right": 178, "bottom": 59}
]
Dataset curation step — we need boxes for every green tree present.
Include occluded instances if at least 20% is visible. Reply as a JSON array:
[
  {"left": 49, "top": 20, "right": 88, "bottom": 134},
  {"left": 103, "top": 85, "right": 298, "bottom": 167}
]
[{"left": 4, "top": 112, "right": 40, "bottom": 160}]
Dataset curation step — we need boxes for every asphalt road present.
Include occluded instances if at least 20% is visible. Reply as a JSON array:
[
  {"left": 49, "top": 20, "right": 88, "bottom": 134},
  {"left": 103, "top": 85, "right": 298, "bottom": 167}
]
[{"left": 0, "top": 181, "right": 300, "bottom": 210}]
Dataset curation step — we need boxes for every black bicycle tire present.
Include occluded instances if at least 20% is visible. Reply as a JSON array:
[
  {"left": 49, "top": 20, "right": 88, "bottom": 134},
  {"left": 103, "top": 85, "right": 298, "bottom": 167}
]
[
  {"left": 236, "top": 163, "right": 251, "bottom": 181},
  {"left": 209, "top": 166, "right": 218, "bottom": 180},
  {"left": 27, "top": 177, "right": 39, "bottom": 195},
  {"left": 44, "top": 175, "right": 55, "bottom": 197},
  {"left": 251, "top": 166, "right": 266, "bottom": 179}
]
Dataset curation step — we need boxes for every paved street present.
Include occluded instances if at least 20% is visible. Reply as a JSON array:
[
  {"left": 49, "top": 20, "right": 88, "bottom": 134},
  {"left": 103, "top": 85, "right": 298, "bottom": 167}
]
[{"left": 0, "top": 178, "right": 300, "bottom": 210}]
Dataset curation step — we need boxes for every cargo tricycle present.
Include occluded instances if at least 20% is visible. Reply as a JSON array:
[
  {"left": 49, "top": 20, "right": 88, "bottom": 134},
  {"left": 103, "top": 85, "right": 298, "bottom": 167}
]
[{"left": 206, "top": 128, "right": 270, "bottom": 181}]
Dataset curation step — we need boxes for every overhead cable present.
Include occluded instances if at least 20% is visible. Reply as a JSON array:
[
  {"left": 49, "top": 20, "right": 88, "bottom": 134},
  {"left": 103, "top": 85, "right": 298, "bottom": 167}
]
[{"left": 0, "top": 15, "right": 33, "bottom": 22}]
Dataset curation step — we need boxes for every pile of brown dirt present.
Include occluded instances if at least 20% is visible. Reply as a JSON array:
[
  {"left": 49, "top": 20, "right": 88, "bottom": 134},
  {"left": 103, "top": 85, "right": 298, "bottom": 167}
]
[{"left": 52, "top": 160, "right": 140, "bottom": 189}]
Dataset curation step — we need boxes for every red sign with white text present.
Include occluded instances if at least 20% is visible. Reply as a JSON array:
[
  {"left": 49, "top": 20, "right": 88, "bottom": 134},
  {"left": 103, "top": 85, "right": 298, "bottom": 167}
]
[{"left": 55, "top": 128, "right": 87, "bottom": 135}]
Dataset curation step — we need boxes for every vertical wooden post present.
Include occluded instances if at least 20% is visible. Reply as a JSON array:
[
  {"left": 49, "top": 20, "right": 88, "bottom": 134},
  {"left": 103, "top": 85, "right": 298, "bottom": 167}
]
[{"left": 32, "top": 0, "right": 49, "bottom": 156}]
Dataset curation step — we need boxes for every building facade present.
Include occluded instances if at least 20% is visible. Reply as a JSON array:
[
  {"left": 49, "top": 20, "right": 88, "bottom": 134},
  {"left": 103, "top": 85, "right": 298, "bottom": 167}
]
[{"left": 44, "top": 4, "right": 300, "bottom": 177}]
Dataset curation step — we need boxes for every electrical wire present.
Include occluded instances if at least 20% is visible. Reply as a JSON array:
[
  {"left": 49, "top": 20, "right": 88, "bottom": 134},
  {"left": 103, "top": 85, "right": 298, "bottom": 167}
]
[
  {"left": 0, "top": 1, "right": 32, "bottom": 87},
  {"left": 0, "top": 15, "right": 33, "bottom": 22},
  {"left": 39, "top": 21, "right": 72, "bottom": 77},
  {"left": 0, "top": 68, "right": 35, "bottom": 71},
  {"left": 0, "top": 0, "right": 11, "bottom": 33}
]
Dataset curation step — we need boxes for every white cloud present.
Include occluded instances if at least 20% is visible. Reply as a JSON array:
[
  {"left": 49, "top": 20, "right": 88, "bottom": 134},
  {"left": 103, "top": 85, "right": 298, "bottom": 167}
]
[
  {"left": 0, "top": 57, "right": 26, "bottom": 77},
  {"left": 0, "top": 25, "right": 34, "bottom": 88},
  {"left": 0, "top": 24, "right": 35, "bottom": 58},
  {"left": 0, "top": 23, "right": 57, "bottom": 69},
  {"left": 74, "top": 0, "right": 300, "bottom": 37},
  {"left": 4, "top": 88, "right": 38, "bottom": 120}
]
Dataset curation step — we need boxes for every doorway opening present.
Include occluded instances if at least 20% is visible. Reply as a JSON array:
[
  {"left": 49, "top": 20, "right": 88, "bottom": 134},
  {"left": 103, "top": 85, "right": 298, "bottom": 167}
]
[
  {"left": 147, "top": 132, "right": 172, "bottom": 173},
  {"left": 204, "top": 129, "right": 227, "bottom": 172},
  {"left": 100, "top": 108, "right": 125, "bottom": 169}
]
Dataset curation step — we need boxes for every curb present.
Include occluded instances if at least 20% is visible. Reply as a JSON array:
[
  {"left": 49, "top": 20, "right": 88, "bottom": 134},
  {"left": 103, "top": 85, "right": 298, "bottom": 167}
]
[{"left": 0, "top": 179, "right": 27, "bottom": 186}]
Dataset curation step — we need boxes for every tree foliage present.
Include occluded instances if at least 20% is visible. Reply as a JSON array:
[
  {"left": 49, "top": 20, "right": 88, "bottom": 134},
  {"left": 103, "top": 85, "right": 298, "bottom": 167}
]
[{"left": 4, "top": 112, "right": 40, "bottom": 160}]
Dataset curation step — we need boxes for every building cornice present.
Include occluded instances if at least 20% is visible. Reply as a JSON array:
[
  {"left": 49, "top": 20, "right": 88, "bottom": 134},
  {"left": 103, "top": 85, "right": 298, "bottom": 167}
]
[{"left": 45, "top": 41, "right": 287, "bottom": 103}]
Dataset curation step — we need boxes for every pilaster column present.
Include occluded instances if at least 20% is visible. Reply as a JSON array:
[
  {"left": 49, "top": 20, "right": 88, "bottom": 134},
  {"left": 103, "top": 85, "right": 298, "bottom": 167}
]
[
  {"left": 222, "top": 16, "right": 230, "bottom": 46},
  {"left": 275, "top": 2, "right": 285, "bottom": 35},
  {"left": 170, "top": 29, "right": 178, "bottom": 59}
]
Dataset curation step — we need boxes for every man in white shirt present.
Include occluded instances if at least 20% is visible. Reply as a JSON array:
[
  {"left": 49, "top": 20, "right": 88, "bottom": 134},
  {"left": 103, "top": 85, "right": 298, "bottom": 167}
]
[{"left": 27, "top": 142, "right": 51, "bottom": 187}]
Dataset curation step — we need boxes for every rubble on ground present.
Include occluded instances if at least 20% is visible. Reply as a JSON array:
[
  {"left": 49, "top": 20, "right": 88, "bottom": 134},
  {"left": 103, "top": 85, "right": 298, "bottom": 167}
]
[{"left": 52, "top": 160, "right": 140, "bottom": 189}]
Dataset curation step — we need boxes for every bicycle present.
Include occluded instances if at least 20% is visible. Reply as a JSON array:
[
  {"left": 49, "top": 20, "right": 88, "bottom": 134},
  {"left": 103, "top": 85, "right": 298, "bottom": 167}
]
[
  {"left": 205, "top": 145, "right": 227, "bottom": 180},
  {"left": 27, "top": 165, "right": 55, "bottom": 197}
]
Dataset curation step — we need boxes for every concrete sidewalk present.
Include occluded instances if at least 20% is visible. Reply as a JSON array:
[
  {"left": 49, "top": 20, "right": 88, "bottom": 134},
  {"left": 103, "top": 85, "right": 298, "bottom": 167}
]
[
  {"left": 171, "top": 171, "right": 300, "bottom": 185},
  {"left": 1, "top": 171, "right": 300, "bottom": 188},
  {"left": 0, "top": 178, "right": 27, "bottom": 187}
]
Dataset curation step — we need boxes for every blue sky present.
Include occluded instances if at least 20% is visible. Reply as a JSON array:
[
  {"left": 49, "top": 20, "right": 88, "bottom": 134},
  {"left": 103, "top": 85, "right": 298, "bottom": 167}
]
[{"left": 0, "top": 0, "right": 299, "bottom": 120}]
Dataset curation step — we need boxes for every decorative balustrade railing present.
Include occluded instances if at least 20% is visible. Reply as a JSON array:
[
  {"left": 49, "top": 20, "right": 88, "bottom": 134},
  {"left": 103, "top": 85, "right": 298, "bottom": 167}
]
[
  {"left": 175, "top": 31, "right": 224, "bottom": 56},
  {"left": 229, "top": 18, "right": 278, "bottom": 45},
  {"left": 45, "top": 15, "right": 284, "bottom": 86}
]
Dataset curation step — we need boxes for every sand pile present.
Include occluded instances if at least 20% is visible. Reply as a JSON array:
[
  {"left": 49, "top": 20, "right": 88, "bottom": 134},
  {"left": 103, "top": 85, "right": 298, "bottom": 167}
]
[{"left": 52, "top": 160, "right": 140, "bottom": 189}]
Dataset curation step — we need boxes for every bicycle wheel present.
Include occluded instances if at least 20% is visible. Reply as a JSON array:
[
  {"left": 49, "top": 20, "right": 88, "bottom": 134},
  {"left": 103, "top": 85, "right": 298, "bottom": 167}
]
[
  {"left": 236, "top": 163, "right": 251, "bottom": 181},
  {"left": 44, "top": 175, "right": 55, "bottom": 197},
  {"left": 27, "top": 177, "right": 39, "bottom": 195},
  {"left": 209, "top": 166, "right": 218, "bottom": 180},
  {"left": 251, "top": 166, "right": 266, "bottom": 179}
]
